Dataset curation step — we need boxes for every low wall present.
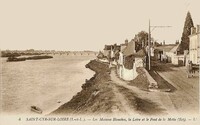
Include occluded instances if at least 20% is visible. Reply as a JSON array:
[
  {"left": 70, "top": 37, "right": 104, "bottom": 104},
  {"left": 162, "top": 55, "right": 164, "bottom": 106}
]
[
  {"left": 172, "top": 55, "right": 185, "bottom": 65},
  {"left": 98, "top": 58, "right": 109, "bottom": 63},
  {"left": 117, "top": 64, "right": 138, "bottom": 81}
]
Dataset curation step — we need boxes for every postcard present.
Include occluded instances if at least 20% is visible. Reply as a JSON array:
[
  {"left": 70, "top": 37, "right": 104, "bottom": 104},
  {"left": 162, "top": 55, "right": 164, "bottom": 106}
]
[{"left": 0, "top": 0, "right": 199, "bottom": 125}]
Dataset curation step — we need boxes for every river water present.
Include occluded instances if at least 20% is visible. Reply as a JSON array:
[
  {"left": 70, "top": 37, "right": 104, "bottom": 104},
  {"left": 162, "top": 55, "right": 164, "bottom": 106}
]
[{"left": 0, "top": 55, "right": 95, "bottom": 115}]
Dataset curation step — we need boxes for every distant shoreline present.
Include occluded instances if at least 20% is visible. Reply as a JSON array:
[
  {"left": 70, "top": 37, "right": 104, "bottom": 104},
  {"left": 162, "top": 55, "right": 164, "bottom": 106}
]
[
  {"left": 6, "top": 55, "right": 53, "bottom": 62},
  {"left": 1, "top": 50, "right": 98, "bottom": 58}
]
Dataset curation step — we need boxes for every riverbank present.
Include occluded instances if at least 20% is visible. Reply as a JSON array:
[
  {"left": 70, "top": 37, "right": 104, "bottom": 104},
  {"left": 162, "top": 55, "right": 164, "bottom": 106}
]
[
  {"left": 41, "top": 59, "right": 96, "bottom": 115},
  {"left": 51, "top": 60, "right": 169, "bottom": 116},
  {"left": 51, "top": 60, "right": 116, "bottom": 115}
]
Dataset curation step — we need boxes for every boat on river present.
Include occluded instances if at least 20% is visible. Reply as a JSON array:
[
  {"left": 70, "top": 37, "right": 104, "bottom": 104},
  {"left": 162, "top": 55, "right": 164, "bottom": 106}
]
[{"left": 31, "top": 106, "right": 43, "bottom": 114}]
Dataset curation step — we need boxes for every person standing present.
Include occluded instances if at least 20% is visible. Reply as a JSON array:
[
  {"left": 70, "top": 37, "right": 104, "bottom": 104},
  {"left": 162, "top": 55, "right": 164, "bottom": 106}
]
[
  {"left": 190, "top": 61, "right": 194, "bottom": 77},
  {"left": 187, "top": 61, "right": 193, "bottom": 78}
]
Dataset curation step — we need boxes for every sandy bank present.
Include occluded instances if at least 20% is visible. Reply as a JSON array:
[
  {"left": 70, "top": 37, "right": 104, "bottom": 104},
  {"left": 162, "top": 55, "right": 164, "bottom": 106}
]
[
  {"left": 42, "top": 59, "right": 95, "bottom": 115},
  {"left": 50, "top": 60, "right": 116, "bottom": 115}
]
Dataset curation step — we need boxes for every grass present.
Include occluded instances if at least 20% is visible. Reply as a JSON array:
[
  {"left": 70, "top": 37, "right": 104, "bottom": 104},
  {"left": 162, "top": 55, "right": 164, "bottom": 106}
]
[{"left": 128, "top": 68, "right": 149, "bottom": 91}]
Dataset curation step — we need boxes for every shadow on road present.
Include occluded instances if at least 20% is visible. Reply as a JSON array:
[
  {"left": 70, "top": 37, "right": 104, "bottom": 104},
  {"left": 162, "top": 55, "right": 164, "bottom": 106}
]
[{"left": 148, "top": 70, "right": 177, "bottom": 92}]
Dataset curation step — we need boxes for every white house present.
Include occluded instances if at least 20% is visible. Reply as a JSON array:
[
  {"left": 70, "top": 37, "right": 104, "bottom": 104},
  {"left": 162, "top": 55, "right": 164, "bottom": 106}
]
[
  {"left": 189, "top": 25, "right": 200, "bottom": 65},
  {"left": 117, "top": 40, "right": 138, "bottom": 81},
  {"left": 116, "top": 40, "right": 146, "bottom": 81},
  {"left": 166, "top": 43, "right": 182, "bottom": 64},
  {"left": 154, "top": 44, "right": 177, "bottom": 62},
  {"left": 117, "top": 56, "right": 137, "bottom": 81}
]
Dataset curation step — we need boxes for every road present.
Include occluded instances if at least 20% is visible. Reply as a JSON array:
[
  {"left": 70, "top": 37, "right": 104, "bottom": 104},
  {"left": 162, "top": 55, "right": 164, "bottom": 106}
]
[
  {"left": 110, "top": 68, "right": 175, "bottom": 115},
  {"left": 157, "top": 66, "right": 199, "bottom": 114},
  {"left": 110, "top": 66, "right": 199, "bottom": 115}
]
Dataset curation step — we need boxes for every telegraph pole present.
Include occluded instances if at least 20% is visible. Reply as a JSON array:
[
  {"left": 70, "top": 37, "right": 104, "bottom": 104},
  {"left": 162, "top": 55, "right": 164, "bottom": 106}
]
[
  {"left": 148, "top": 20, "right": 151, "bottom": 71},
  {"left": 148, "top": 20, "right": 171, "bottom": 70}
]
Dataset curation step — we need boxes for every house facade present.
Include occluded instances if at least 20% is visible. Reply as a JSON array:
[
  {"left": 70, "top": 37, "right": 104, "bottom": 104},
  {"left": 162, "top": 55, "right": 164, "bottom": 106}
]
[
  {"left": 166, "top": 44, "right": 183, "bottom": 65},
  {"left": 154, "top": 44, "right": 177, "bottom": 62},
  {"left": 117, "top": 52, "right": 138, "bottom": 81},
  {"left": 103, "top": 45, "right": 112, "bottom": 58},
  {"left": 189, "top": 25, "right": 200, "bottom": 65},
  {"left": 116, "top": 40, "right": 146, "bottom": 81},
  {"left": 152, "top": 43, "right": 188, "bottom": 65}
]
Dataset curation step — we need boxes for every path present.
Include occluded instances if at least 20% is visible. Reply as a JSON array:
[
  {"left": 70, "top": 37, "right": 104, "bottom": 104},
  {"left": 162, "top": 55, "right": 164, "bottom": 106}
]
[
  {"left": 110, "top": 68, "right": 177, "bottom": 115},
  {"left": 111, "top": 85, "right": 134, "bottom": 115}
]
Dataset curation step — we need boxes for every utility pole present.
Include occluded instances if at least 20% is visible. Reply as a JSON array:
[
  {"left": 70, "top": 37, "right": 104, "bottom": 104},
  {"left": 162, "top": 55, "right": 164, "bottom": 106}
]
[
  {"left": 148, "top": 20, "right": 151, "bottom": 71},
  {"left": 148, "top": 20, "right": 171, "bottom": 70}
]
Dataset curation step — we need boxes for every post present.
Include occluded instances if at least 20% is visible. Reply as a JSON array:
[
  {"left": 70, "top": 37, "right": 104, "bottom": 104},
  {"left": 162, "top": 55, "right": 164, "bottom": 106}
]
[
  {"left": 148, "top": 20, "right": 151, "bottom": 70},
  {"left": 147, "top": 21, "right": 171, "bottom": 70}
]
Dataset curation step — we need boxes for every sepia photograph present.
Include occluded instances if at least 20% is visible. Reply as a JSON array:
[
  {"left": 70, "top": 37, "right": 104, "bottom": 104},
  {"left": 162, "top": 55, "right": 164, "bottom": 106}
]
[{"left": 0, "top": 0, "right": 199, "bottom": 125}]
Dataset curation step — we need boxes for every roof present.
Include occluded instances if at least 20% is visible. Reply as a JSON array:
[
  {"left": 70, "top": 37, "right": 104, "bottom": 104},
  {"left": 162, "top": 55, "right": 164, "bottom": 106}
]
[
  {"left": 189, "top": 32, "right": 200, "bottom": 37},
  {"left": 120, "top": 43, "right": 126, "bottom": 46},
  {"left": 133, "top": 49, "right": 146, "bottom": 57},
  {"left": 170, "top": 44, "right": 181, "bottom": 52},
  {"left": 123, "top": 48, "right": 146, "bottom": 69},
  {"left": 103, "top": 45, "right": 114, "bottom": 50},
  {"left": 122, "top": 40, "right": 136, "bottom": 56},
  {"left": 97, "top": 51, "right": 104, "bottom": 59},
  {"left": 120, "top": 44, "right": 127, "bottom": 53},
  {"left": 104, "top": 44, "right": 121, "bottom": 51},
  {"left": 113, "top": 45, "right": 120, "bottom": 52},
  {"left": 114, "top": 49, "right": 120, "bottom": 54},
  {"left": 155, "top": 44, "right": 177, "bottom": 52}
]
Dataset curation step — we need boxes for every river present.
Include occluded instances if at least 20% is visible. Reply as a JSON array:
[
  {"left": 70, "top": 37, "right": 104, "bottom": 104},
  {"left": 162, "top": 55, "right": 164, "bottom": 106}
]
[{"left": 0, "top": 55, "right": 95, "bottom": 115}]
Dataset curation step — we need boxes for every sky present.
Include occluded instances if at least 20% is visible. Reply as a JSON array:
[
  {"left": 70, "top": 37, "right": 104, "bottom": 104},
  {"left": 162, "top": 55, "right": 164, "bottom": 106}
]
[{"left": 0, "top": 0, "right": 200, "bottom": 51}]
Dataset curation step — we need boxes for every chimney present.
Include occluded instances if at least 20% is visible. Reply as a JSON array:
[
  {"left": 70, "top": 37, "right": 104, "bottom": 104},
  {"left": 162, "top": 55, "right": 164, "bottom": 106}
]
[
  {"left": 114, "top": 43, "right": 117, "bottom": 50},
  {"left": 191, "top": 27, "right": 196, "bottom": 35},
  {"left": 125, "top": 39, "right": 128, "bottom": 46},
  {"left": 197, "top": 25, "right": 200, "bottom": 33}
]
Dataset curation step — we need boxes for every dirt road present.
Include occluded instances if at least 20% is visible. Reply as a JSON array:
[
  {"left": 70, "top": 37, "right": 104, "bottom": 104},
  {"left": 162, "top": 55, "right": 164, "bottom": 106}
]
[
  {"left": 110, "top": 65, "right": 199, "bottom": 115},
  {"left": 157, "top": 66, "right": 199, "bottom": 114},
  {"left": 110, "top": 68, "right": 178, "bottom": 115}
]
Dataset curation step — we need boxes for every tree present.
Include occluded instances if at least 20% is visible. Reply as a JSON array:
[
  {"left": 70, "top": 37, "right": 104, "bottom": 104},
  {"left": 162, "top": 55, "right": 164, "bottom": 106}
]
[
  {"left": 134, "top": 31, "right": 148, "bottom": 52},
  {"left": 180, "top": 11, "right": 194, "bottom": 53}
]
